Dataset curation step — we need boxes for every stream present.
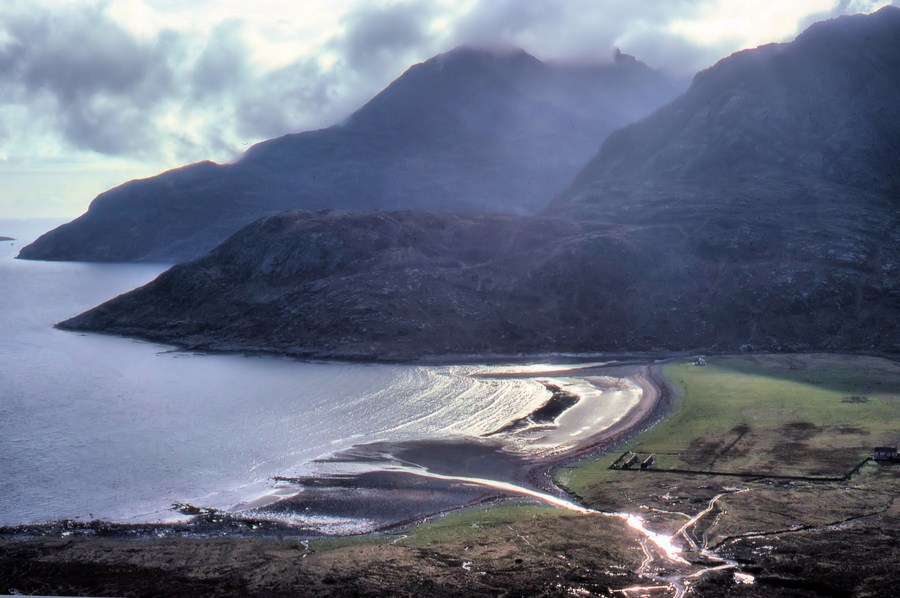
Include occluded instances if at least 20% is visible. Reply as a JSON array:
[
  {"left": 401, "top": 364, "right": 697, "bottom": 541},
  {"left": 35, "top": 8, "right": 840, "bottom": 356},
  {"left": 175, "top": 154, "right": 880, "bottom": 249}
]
[{"left": 400, "top": 467, "right": 757, "bottom": 598}]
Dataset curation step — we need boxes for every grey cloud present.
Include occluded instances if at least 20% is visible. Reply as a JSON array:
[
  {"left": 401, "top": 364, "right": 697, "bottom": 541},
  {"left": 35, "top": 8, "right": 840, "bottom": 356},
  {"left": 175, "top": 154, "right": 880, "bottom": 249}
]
[
  {"left": 0, "top": 4, "right": 177, "bottom": 157},
  {"left": 19, "top": 11, "right": 149, "bottom": 101},
  {"left": 337, "top": 1, "right": 437, "bottom": 70},
  {"left": 0, "top": 0, "right": 890, "bottom": 169},
  {"left": 233, "top": 59, "right": 339, "bottom": 140},
  {"left": 191, "top": 19, "right": 249, "bottom": 100},
  {"left": 798, "top": 0, "right": 900, "bottom": 31},
  {"left": 615, "top": 25, "right": 731, "bottom": 77},
  {"left": 440, "top": 0, "right": 893, "bottom": 75},
  {"left": 0, "top": 2, "right": 336, "bottom": 162},
  {"left": 0, "top": 1, "right": 431, "bottom": 164},
  {"left": 59, "top": 98, "right": 150, "bottom": 155},
  {"left": 235, "top": 1, "right": 449, "bottom": 140},
  {"left": 445, "top": 0, "right": 700, "bottom": 68}
]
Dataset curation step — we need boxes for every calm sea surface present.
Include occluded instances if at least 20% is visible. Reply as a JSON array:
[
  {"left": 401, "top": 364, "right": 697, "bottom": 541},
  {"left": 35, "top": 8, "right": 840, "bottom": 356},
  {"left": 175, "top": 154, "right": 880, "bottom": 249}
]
[{"left": 0, "top": 220, "right": 551, "bottom": 526}]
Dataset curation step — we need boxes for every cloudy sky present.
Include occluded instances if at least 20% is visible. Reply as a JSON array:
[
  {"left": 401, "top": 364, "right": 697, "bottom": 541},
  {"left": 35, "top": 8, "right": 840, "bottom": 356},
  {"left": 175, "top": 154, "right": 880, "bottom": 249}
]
[{"left": 1, "top": 0, "right": 894, "bottom": 218}]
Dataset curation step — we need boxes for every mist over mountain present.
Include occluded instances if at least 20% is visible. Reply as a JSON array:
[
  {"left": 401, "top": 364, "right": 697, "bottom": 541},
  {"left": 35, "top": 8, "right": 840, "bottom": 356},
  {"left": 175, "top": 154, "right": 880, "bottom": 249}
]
[
  {"left": 554, "top": 6, "right": 900, "bottom": 217},
  {"left": 59, "top": 9, "right": 900, "bottom": 358},
  {"left": 18, "top": 46, "right": 678, "bottom": 263},
  {"left": 540, "top": 6, "right": 900, "bottom": 351}
]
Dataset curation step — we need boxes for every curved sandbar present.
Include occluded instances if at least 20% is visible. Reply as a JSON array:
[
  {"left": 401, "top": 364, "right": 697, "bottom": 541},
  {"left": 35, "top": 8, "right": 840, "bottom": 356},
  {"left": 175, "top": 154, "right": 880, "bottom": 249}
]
[
  {"left": 1, "top": 360, "right": 671, "bottom": 539},
  {"left": 560, "top": 362, "right": 672, "bottom": 460},
  {"left": 248, "top": 361, "right": 672, "bottom": 534},
  {"left": 488, "top": 363, "right": 675, "bottom": 504},
  {"left": 475, "top": 361, "right": 669, "bottom": 460}
]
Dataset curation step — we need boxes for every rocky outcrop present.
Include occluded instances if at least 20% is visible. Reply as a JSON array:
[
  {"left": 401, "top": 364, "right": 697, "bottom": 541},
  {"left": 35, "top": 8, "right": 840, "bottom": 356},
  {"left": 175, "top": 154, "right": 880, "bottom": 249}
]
[{"left": 19, "top": 47, "right": 679, "bottom": 263}]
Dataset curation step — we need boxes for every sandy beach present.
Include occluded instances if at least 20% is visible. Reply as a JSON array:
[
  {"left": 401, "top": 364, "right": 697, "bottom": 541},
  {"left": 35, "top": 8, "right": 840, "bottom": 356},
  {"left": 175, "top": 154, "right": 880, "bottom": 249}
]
[
  {"left": 226, "top": 361, "right": 669, "bottom": 534},
  {"left": 0, "top": 360, "right": 671, "bottom": 596},
  {"left": 2, "top": 361, "right": 667, "bottom": 539}
]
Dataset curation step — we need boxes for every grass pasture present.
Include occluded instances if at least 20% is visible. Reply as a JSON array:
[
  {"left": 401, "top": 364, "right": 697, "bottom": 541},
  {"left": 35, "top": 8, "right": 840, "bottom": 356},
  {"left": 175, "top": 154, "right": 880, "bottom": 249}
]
[{"left": 559, "top": 353, "right": 900, "bottom": 502}]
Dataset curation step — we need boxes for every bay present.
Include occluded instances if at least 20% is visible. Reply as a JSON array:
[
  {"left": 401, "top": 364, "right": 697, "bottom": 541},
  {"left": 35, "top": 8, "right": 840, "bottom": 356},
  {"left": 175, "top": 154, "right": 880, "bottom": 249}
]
[{"left": 0, "top": 220, "right": 552, "bottom": 526}]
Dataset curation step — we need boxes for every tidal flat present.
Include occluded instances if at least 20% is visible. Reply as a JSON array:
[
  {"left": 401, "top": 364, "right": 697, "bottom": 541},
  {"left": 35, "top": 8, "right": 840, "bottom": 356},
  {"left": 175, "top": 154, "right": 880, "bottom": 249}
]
[{"left": 3, "top": 353, "right": 897, "bottom": 596}]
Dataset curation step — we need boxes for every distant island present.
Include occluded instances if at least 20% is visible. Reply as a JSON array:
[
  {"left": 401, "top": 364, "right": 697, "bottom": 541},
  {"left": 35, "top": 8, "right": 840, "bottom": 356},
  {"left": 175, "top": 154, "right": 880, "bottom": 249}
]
[{"left": 0, "top": 237, "right": 13, "bottom": 242}]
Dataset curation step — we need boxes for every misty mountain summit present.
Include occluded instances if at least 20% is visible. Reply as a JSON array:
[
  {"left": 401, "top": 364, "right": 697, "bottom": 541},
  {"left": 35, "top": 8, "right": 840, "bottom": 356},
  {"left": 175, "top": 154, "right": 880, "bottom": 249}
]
[
  {"left": 536, "top": 5, "right": 900, "bottom": 351},
  {"left": 554, "top": 5, "right": 900, "bottom": 218},
  {"left": 60, "top": 8, "right": 900, "bottom": 358},
  {"left": 18, "top": 46, "right": 679, "bottom": 263}
]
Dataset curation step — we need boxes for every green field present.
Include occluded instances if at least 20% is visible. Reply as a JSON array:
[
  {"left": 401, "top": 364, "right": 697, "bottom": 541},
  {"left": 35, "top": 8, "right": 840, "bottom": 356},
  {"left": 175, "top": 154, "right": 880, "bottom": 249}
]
[
  {"left": 559, "top": 353, "right": 900, "bottom": 500},
  {"left": 310, "top": 501, "right": 566, "bottom": 553}
]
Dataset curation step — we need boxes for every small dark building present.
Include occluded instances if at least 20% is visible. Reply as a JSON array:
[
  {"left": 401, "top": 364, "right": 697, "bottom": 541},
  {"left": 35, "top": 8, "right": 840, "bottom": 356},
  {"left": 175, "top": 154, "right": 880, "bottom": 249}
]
[
  {"left": 622, "top": 454, "right": 639, "bottom": 469},
  {"left": 640, "top": 454, "right": 655, "bottom": 469},
  {"left": 874, "top": 446, "right": 898, "bottom": 461}
]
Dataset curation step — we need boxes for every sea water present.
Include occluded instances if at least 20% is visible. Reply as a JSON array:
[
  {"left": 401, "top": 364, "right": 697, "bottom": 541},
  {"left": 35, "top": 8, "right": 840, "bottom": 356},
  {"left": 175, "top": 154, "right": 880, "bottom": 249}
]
[{"left": 0, "top": 220, "right": 561, "bottom": 526}]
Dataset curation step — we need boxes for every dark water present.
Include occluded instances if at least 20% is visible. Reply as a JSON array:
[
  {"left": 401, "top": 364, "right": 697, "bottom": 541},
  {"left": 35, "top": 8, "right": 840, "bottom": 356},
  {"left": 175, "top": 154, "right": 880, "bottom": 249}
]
[{"left": 0, "top": 220, "right": 552, "bottom": 527}]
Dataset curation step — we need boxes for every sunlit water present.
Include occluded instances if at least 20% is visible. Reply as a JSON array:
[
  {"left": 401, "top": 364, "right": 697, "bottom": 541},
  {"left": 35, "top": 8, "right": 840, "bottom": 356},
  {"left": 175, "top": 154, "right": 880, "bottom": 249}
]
[
  {"left": 0, "top": 221, "right": 759, "bottom": 592},
  {"left": 0, "top": 220, "right": 580, "bottom": 526}
]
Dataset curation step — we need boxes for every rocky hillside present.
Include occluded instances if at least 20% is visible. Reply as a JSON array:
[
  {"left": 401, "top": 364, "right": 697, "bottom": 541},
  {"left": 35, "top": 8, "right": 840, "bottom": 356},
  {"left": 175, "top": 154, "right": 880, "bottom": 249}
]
[
  {"left": 58, "top": 211, "right": 631, "bottom": 358},
  {"left": 58, "top": 205, "right": 897, "bottom": 360},
  {"left": 539, "top": 6, "right": 900, "bottom": 354},
  {"left": 59, "top": 9, "right": 900, "bottom": 358},
  {"left": 552, "top": 6, "right": 900, "bottom": 218},
  {"left": 19, "top": 47, "right": 678, "bottom": 263}
]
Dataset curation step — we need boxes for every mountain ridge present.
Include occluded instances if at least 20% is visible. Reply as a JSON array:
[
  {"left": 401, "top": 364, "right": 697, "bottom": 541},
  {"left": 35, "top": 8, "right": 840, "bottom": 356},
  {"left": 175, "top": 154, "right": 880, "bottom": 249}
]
[
  {"left": 552, "top": 5, "right": 900, "bottom": 218},
  {"left": 19, "top": 46, "right": 679, "bottom": 263},
  {"left": 55, "top": 9, "right": 900, "bottom": 358}
]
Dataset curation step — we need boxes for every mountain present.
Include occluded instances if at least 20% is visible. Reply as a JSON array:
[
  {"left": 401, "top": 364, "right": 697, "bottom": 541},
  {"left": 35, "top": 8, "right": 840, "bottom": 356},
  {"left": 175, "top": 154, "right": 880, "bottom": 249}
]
[
  {"left": 552, "top": 6, "right": 900, "bottom": 218},
  {"left": 57, "top": 211, "right": 644, "bottom": 359},
  {"left": 539, "top": 5, "right": 900, "bottom": 353},
  {"left": 59, "top": 9, "right": 900, "bottom": 358},
  {"left": 19, "top": 47, "right": 679, "bottom": 263}
]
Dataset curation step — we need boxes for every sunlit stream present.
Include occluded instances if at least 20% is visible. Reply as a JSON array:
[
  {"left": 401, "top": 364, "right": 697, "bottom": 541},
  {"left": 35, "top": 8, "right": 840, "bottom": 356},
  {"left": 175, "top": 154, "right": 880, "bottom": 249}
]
[{"left": 365, "top": 462, "right": 754, "bottom": 597}]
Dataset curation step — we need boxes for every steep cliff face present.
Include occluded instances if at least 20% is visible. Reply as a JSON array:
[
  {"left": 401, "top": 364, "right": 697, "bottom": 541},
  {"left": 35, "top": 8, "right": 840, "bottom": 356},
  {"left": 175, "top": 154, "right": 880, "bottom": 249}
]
[
  {"left": 19, "top": 47, "right": 678, "bottom": 263},
  {"left": 57, "top": 10, "right": 900, "bottom": 358}
]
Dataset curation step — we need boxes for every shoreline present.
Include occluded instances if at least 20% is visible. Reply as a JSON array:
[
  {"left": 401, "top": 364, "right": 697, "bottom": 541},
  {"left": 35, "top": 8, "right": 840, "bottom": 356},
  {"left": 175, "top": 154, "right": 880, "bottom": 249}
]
[
  {"left": 524, "top": 362, "right": 673, "bottom": 500},
  {"left": 5, "top": 353, "right": 897, "bottom": 597},
  {"left": 0, "top": 360, "right": 671, "bottom": 541},
  {"left": 51, "top": 325, "right": 701, "bottom": 366},
  {"left": 48, "top": 320, "right": 900, "bottom": 366},
  {"left": 206, "top": 360, "right": 674, "bottom": 536}
]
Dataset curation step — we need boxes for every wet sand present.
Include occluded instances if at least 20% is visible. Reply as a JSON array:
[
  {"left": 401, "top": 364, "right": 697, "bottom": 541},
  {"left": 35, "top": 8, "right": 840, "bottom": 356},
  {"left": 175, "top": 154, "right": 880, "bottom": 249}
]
[
  {"left": 0, "top": 361, "right": 673, "bottom": 597},
  {"left": 1, "top": 361, "right": 667, "bottom": 540},
  {"left": 230, "top": 361, "right": 669, "bottom": 535}
]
